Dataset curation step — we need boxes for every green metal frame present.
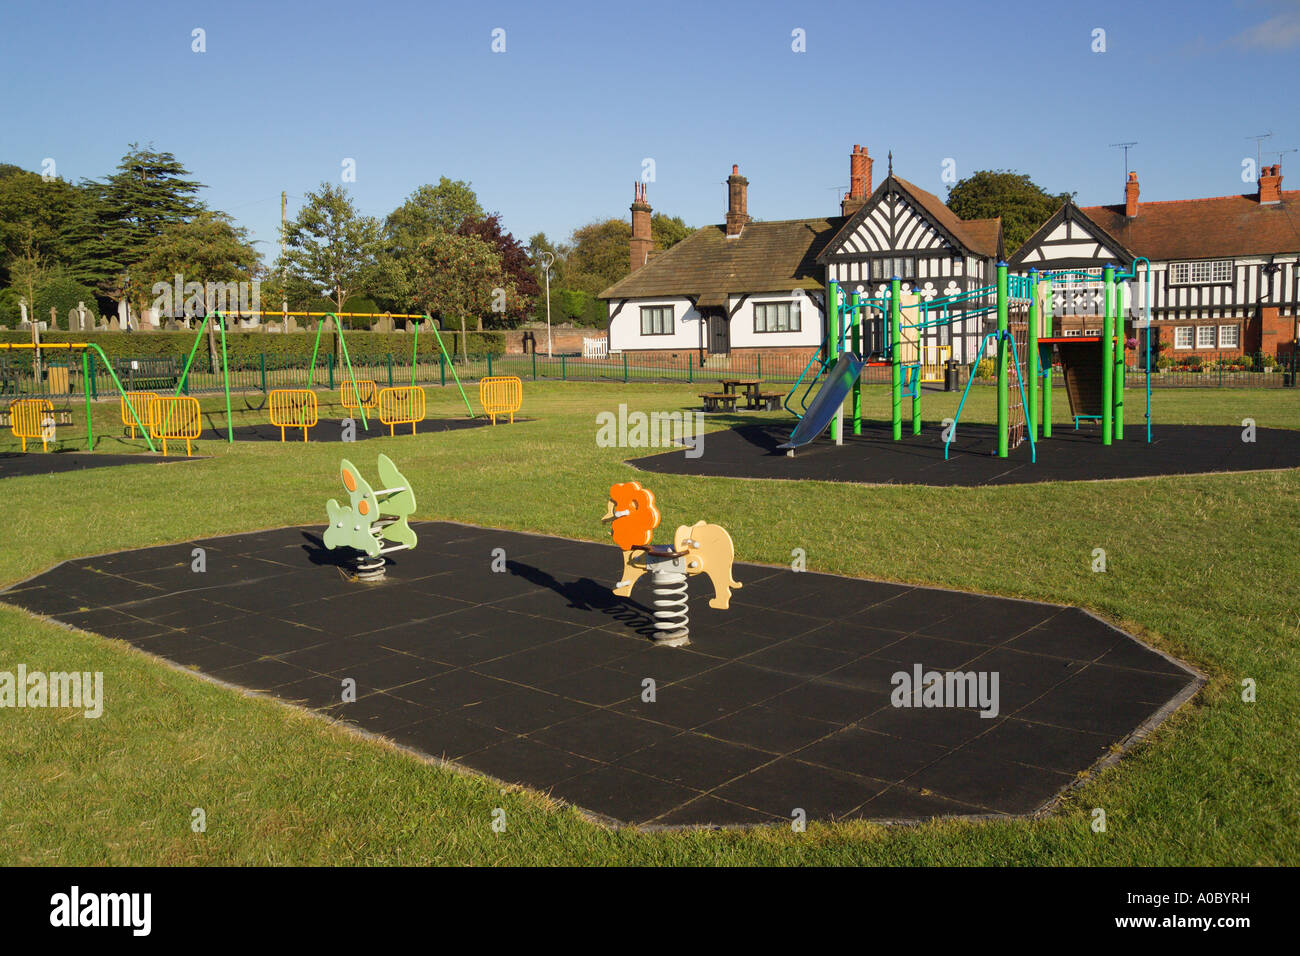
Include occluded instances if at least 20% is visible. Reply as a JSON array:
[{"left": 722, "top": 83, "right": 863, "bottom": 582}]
[
  {"left": 306, "top": 313, "right": 369, "bottom": 430},
  {"left": 414, "top": 316, "right": 475, "bottom": 418},
  {"left": 172, "top": 311, "right": 234, "bottom": 444}
]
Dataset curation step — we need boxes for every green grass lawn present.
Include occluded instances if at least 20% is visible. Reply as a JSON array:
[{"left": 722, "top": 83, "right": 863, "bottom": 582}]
[{"left": 1, "top": 380, "right": 1298, "bottom": 864}]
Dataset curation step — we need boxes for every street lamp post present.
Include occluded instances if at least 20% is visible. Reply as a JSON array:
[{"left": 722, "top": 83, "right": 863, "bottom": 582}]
[{"left": 542, "top": 251, "right": 555, "bottom": 358}]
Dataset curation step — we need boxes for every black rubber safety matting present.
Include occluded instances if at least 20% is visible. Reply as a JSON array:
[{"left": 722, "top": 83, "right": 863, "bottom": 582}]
[
  {"left": 1, "top": 522, "right": 1200, "bottom": 828},
  {"left": 0, "top": 451, "right": 201, "bottom": 479},
  {"left": 628, "top": 421, "right": 1300, "bottom": 487},
  {"left": 201, "top": 416, "right": 523, "bottom": 443}
]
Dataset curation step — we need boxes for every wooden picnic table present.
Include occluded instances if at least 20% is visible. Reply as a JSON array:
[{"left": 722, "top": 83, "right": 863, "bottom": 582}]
[{"left": 720, "top": 377, "right": 762, "bottom": 402}]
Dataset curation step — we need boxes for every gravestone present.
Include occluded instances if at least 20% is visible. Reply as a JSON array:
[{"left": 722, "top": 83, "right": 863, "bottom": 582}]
[
  {"left": 284, "top": 315, "right": 298, "bottom": 333},
  {"left": 372, "top": 313, "right": 394, "bottom": 333},
  {"left": 106, "top": 317, "right": 121, "bottom": 331}
]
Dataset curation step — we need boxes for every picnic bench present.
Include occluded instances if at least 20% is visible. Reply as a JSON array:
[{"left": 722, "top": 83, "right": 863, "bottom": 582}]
[
  {"left": 698, "top": 392, "right": 739, "bottom": 412},
  {"left": 718, "top": 377, "right": 783, "bottom": 411}
]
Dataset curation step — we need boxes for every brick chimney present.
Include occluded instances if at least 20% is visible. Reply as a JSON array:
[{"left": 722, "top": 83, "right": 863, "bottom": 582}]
[
  {"left": 1124, "top": 170, "right": 1139, "bottom": 218},
  {"left": 1259, "top": 164, "right": 1283, "bottom": 205},
  {"left": 725, "top": 164, "right": 750, "bottom": 238},
  {"left": 629, "top": 182, "right": 652, "bottom": 273},
  {"left": 841, "top": 144, "right": 873, "bottom": 217}
]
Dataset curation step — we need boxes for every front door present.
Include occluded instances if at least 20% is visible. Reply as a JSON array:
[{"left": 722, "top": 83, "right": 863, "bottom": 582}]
[{"left": 708, "top": 314, "right": 730, "bottom": 354}]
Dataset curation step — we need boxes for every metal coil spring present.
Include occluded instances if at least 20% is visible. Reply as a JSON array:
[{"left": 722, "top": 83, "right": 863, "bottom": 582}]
[
  {"left": 650, "top": 569, "right": 689, "bottom": 644},
  {"left": 354, "top": 552, "right": 387, "bottom": 581}
]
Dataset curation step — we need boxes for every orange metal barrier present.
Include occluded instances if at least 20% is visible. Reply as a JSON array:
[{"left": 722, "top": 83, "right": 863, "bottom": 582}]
[
  {"left": 9, "top": 398, "right": 54, "bottom": 452},
  {"left": 377, "top": 386, "right": 426, "bottom": 436},
  {"left": 478, "top": 375, "right": 522, "bottom": 425},
  {"left": 121, "top": 391, "right": 159, "bottom": 438},
  {"left": 340, "top": 379, "right": 378, "bottom": 414},
  {"left": 148, "top": 396, "right": 201, "bottom": 456},
  {"left": 268, "top": 389, "right": 318, "bottom": 442}
]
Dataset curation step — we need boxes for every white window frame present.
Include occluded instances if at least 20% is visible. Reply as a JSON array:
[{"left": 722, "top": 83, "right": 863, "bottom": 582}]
[
  {"left": 1218, "top": 324, "right": 1239, "bottom": 349},
  {"left": 639, "top": 305, "right": 673, "bottom": 336},
  {"left": 753, "top": 301, "right": 801, "bottom": 334},
  {"left": 1169, "top": 259, "right": 1233, "bottom": 286},
  {"left": 1174, "top": 327, "right": 1193, "bottom": 350},
  {"left": 1196, "top": 325, "right": 1217, "bottom": 349}
]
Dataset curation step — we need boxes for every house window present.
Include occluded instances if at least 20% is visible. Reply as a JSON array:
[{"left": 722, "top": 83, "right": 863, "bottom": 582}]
[
  {"left": 1174, "top": 327, "right": 1193, "bottom": 349},
  {"left": 1196, "top": 325, "right": 1217, "bottom": 349},
  {"left": 1169, "top": 260, "right": 1233, "bottom": 285},
  {"left": 754, "top": 301, "right": 801, "bottom": 333},
  {"left": 640, "top": 305, "right": 673, "bottom": 336},
  {"left": 870, "top": 257, "right": 915, "bottom": 280},
  {"left": 1218, "top": 325, "right": 1239, "bottom": 348}
]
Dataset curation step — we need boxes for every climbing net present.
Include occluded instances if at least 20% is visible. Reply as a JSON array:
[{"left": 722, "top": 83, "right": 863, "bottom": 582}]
[{"left": 1007, "top": 305, "right": 1030, "bottom": 451}]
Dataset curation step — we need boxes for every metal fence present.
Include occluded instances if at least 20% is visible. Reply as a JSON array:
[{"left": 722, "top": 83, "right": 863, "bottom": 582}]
[{"left": 3, "top": 349, "right": 1298, "bottom": 401}]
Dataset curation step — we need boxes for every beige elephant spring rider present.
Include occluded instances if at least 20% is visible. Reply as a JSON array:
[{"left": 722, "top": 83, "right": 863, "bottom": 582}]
[{"left": 602, "top": 481, "right": 741, "bottom": 647}]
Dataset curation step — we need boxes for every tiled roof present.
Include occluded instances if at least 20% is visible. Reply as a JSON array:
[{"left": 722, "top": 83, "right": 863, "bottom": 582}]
[
  {"left": 599, "top": 218, "right": 842, "bottom": 301},
  {"left": 1080, "top": 191, "right": 1300, "bottom": 260}
]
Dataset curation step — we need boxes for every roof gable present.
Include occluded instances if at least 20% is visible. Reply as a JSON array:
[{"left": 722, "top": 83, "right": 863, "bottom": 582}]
[
  {"left": 817, "top": 176, "right": 1001, "bottom": 263},
  {"left": 1009, "top": 199, "right": 1133, "bottom": 270}
]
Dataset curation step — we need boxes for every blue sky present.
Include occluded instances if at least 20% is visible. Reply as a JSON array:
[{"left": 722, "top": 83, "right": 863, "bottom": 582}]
[{"left": 1, "top": 0, "right": 1297, "bottom": 263}]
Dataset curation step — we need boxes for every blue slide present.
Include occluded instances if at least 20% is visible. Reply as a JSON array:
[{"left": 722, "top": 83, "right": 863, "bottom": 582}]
[{"left": 778, "top": 353, "right": 865, "bottom": 452}]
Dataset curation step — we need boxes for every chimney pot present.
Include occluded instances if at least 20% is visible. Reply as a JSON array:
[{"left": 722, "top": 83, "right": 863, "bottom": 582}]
[
  {"left": 1125, "top": 170, "right": 1140, "bottom": 218},
  {"left": 725, "top": 164, "right": 749, "bottom": 238},
  {"left": 629, "top": 182, "right": 653, "bottom": 272},
  {"left": 841, "top": 144, "right": 874, "bottom": 217},
  {"left": 1259, "top": 163, "right": 1283, "bottom": 204}
]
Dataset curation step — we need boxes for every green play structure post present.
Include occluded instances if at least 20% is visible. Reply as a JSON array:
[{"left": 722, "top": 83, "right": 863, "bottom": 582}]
[
  {"left": 850, "top": 290, "right": 862, "bottom": 436},
  {"left": 890, "top": 276, "right": 902, "bottom": 441},
  {"left": 172, "top": 312, "right": 232, "bottom": 444},
  {"left": 1043, "top": 279, "right": 1053, "bottom": 439},
  {"left": 911, "top": 372, "right": 921, "bottom": 435},
  {"left": 423, "top": 315, "right": 475, "bottom": 418},
  {"left": 83, "top": 343, "right": 156, "bottom": 451},
  {"left": 82, "top": 350, "right": 93, "bottom": 450},
  {"left": 329, "top": 313, "right": 368, "bottom": 431},
  {"left": 828, "top": 281, "right": 841, "bottom": 443},
  {"left": 996, "top": 262, "right": 1009, "bottom": 458},
  {"left": 1101, "top": 264, "right": 1115, "bottom": 446},
  {"left": 1027, "top": 269, "right": 1039, "bottom": 440},
  {"left": 1113, "top": 270, "right": 1125, "bottom": 441}
]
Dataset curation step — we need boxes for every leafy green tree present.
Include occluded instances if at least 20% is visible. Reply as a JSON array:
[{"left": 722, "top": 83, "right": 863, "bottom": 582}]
[
  {"left": 378, "top": 179, "right": 483, "bottom": 311},
  {"left": 945, "top": 170, "right": 1072, "bottom": 255},
  {"left": 457, "top": 213, "right": 536, "bottom": 325},
  {"left": 651, "top": 213, "right": 691, "bottom": 251},
  {"left": 77, "top": 145, "right": 207, "bottom": 297},
  {"left": 411, "top": 232, "right": 516, "bottom": 355},
  {"left": 565, "top": 218, "right": 631, "bottom": 294},
  {"left": 283, "top": 182, "right": 383, "bottom": 314},
  {"left": 0, "top": 169, "right": 95, "bottom": 288},
  {"left": 127, "top": 212, "right": 260, "bottom": 318}
]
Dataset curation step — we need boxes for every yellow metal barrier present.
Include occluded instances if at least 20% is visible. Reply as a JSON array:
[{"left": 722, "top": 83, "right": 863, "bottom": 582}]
[
  {"left": 921, "top": 345, "right": 951, "bottom": 384},
  {"left": 9, "top": 398, "right": 54, "bottom": 452},
  {"left": 148, "top": 396, "right": 201, "bottom": 456},
  {"left": 377, "top": 386, "right": 426, "bottom": 436},
  {"left": 340, "top": 379, "right": 378, "bottom": 414},
  {"left": 121, "top": 391, "right": 159, "bottom": 438},
  {"left": 269, "top": 389, "right": 318, "bottom": 442},
  {"left": 479, "top": 375, "right": 522, "bottom": 425}
]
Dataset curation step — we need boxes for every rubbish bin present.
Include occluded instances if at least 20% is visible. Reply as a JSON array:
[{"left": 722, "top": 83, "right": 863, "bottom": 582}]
[{"left": 943, "top": 360, "right": 959, "bottom": 392}]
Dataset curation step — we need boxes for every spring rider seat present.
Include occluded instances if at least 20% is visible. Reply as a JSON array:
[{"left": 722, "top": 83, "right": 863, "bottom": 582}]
[
  {"left": 603, "top": 481, "right": 741, "bottom": 647},
  {"left": 323, "top": 453, "right": 417, "bottom": 581}
]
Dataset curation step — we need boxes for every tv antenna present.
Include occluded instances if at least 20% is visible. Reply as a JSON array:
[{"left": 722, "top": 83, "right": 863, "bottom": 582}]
[
  {"left": 1246, "top": 131, "right": 1273, "bottom": 170},
  {"left": 1269, "top": 147, "right": 1297, "bottom": 167},
  {"left": 1109, "top": 142, "right": 1138, "bottom": 179}
]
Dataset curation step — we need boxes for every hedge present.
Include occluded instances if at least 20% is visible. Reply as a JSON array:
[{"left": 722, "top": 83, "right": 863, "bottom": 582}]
[{"left": 0, "top": 328, "right": 506, "bottom": 370}]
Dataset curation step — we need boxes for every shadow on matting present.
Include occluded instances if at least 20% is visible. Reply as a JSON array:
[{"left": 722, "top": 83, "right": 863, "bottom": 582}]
[
  {"left": 1, "top": 522, "right": 1201, "bottom": 828},
  {"left": 0, "top": 451, "right": 201, "bottom": 479},
  {"left": 628, "top": 420, "right": 1300, "bottom": 487},
  {"left": 202, "top": 416, "right": 529, "bottom": 443}
]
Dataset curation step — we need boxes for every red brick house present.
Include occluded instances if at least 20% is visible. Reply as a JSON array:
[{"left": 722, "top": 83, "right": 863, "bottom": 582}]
[{"left": 1011, "top": 165, "right": 1300, "bottom": 361}]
